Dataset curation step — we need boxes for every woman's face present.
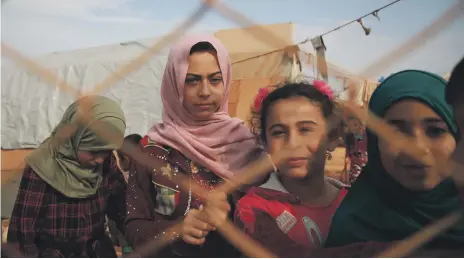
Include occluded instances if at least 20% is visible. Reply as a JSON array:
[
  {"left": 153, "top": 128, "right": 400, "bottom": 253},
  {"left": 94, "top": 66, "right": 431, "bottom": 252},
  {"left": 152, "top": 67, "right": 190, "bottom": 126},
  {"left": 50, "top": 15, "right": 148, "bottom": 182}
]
[
  {"left": 265, "top": 96, "right": 336, "bottom": 179},
  {"left": 182, "top": 50, "right": 225, "bottom": 121},
  {"left": 379, "top": 100, "right": 456, "bottom": 190},
  {"left": 77, "top": 150, "right": 111, "bottom": 169}
]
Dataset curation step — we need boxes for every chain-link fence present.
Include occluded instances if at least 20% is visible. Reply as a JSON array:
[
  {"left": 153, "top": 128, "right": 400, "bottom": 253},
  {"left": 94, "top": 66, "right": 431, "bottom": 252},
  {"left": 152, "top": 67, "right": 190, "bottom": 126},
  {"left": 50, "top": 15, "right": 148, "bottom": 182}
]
[{"left": 1, "top": 0, "right": 464, "bottom": 257}]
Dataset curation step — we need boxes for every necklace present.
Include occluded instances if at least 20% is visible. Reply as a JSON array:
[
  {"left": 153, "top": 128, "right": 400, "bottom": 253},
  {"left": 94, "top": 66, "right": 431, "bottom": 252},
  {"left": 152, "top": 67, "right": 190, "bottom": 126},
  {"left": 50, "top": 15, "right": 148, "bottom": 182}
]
[
  {"left": 184, "top": 158, "right": 193, "bottom": 215},
  {"left": 183, "top": 159, "right": 220, "bottom": 215}
]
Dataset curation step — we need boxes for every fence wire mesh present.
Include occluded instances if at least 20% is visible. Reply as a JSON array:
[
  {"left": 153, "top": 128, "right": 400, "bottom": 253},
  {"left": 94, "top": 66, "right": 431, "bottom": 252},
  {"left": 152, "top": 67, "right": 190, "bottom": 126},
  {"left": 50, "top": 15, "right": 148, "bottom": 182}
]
[{"left": 2, "top": 0, "right": 464, "bottom": 257}]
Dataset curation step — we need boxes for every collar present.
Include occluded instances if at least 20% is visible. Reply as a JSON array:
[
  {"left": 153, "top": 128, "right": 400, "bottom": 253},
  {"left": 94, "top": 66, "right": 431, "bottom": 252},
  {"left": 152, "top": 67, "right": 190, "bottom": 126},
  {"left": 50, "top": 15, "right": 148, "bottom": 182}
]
[
  {"left": 260, "top": 173, "right": 289, "bottom": 193},
  {"left": 260, "top": 173, "right": 348, "bottom": 192}
]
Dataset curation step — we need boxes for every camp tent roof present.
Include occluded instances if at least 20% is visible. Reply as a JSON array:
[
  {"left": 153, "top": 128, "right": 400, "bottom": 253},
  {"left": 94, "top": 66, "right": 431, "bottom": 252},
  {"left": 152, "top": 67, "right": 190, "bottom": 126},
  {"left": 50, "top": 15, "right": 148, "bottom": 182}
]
[
  {"left": 1, "top": 24, "right": 301, "bottom": 150},
  {"left": 2, "top": 37, "right": 171, "bottom": 150}
]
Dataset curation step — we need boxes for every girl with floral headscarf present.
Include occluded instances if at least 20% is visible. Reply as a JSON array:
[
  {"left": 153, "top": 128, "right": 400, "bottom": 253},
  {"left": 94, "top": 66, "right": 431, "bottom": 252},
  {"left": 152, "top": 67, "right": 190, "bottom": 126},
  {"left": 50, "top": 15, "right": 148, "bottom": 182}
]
[{"left": 234, "top": 81, "right": 348, "bottom": 257}]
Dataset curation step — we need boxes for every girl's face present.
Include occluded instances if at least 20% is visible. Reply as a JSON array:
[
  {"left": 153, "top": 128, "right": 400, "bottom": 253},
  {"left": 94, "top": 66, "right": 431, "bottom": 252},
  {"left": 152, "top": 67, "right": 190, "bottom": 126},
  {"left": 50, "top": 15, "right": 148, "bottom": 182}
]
[
  {"left": 182, "top": 50, "right": 225, "bottom": 121},
  {"left": 379, "top": 100, "right": 456, "bottom": 190},
  {"left": 265, "top": 96, "right": 336, "bottom": 179},
  {"left": 77, "top": 150, "right": 111, "bottom": 169},
  {"left": 347, "top": 118, "right": 363, "bottom": 135}
]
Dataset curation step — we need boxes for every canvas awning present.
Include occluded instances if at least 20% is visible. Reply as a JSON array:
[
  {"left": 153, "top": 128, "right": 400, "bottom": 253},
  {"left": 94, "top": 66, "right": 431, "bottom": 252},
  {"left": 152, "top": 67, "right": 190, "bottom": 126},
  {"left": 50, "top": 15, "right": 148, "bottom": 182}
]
[{"left": 215, "top": 22, "right": 299, "bottom": 80}]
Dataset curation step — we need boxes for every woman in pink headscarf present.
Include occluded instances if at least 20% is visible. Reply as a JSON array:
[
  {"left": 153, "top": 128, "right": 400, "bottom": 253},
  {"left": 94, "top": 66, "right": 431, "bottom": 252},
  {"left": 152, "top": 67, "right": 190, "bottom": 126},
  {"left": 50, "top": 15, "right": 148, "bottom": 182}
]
[{"left": 124, "top": 35, "right": 265, "bottom": 257}]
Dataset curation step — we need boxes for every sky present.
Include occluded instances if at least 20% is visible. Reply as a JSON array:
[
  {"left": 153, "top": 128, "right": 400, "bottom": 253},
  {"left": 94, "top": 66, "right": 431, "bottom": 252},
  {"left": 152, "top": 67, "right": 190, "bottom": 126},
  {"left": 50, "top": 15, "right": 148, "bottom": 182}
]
[{"left": 1, "top": 0, "right": 463, "bottom": 79}]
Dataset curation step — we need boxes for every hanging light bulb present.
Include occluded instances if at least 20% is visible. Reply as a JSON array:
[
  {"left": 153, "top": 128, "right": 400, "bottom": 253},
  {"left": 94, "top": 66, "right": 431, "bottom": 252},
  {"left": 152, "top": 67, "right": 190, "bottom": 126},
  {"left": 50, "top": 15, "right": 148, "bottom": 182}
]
[
  {"left": 372, "top": 10, "right": 380, "bottom": 21},
  {"left": 357, "top": 19, "right": 371, "bottom": 36}
]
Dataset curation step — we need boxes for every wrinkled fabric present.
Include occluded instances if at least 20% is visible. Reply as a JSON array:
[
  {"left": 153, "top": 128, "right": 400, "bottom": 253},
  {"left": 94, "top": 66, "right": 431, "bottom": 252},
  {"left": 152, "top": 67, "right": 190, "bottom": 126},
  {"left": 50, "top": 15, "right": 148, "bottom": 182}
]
[{"left": 25, "top": 95, "right": 126, "bottom": 198}]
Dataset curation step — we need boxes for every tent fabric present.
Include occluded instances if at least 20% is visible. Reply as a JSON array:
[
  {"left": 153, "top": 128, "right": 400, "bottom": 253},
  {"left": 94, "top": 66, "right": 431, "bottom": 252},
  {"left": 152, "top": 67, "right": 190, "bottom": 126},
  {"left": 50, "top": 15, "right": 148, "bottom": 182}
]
[
  {"left": 2, "top": 24, "right": 299, "bottom": 150},
  {"left": 300, "top": 52, "right": 378, "bottom": 106},
  {"left": 216, "top": 23, "right": 296, "bottom": 80},
  {"left": 215, "top": 23, "right": 294, "bottom": 55},
  {"left": 231, "top": 48, "right": 297, "bottom": 80},
  {"left": 1, "top": 41, "right": 170, "bottom": 149}
]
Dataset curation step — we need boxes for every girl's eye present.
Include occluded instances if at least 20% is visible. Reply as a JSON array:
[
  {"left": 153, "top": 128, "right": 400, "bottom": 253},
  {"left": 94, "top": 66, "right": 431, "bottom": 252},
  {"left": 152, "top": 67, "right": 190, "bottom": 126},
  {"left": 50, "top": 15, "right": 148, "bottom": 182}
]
[
  {"left": 426, "top": 126, "right": 447, "bottom": 138},
  {"left": 185, "top": 78, "right": 199, "bottom": 85},
  {"left": 270, "top": 130, "right": 285, "bottom": 137},
  {"left": 300, "top": 127, "right": 312, "bottom": 134},
  {"left": 210, "top": 78, "right": 222, "bottom": 84},
  {"left": 393, "top": 124, "right": 411, "bottom": 136}
]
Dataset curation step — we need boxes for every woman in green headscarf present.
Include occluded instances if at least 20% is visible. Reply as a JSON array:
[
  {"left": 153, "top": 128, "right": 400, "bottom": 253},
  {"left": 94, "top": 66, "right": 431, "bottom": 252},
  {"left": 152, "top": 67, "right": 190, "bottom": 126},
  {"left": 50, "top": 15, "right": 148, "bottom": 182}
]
[
  {"left": 325, "top": 70, "right": 464, "bottom": 250},
  {"left": 7, "top": 95, "right": 127, "bottom": 257}
]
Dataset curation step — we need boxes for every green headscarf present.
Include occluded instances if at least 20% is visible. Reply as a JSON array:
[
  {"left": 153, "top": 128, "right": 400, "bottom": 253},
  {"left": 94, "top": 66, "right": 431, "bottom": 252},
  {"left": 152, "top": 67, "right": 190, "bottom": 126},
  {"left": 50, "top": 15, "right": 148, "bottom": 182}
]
[
  {"left": 325, "top": 70, "right": 464, "bottom": 249},
  {"left": 25, "top": 96, "right": 126, "bottom": 198}
]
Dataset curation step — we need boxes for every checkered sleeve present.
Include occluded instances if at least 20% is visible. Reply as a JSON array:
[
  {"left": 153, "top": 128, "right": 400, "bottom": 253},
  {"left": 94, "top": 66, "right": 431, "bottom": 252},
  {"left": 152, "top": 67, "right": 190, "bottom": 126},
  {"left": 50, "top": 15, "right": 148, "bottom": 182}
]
[{"left": 7, "top": 166, "right": 47, "bottom": 257}]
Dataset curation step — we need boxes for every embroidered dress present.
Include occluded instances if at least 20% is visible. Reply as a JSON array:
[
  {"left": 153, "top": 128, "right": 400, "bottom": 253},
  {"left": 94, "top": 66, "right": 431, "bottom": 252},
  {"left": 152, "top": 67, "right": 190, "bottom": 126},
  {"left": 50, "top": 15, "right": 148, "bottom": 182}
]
[
  {"left": 346, "top": 131, "right": 368, "bottom": 184},
  {"left": 124, "top": 136, "right": 239, "bottom": 257}
]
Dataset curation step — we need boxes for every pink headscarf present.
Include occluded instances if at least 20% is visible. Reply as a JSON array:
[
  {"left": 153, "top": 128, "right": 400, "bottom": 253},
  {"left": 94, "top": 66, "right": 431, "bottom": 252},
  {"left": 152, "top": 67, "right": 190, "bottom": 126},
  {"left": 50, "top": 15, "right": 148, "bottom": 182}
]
[{"left": 148, "top": 34, "right": 263, "bottom": 179}]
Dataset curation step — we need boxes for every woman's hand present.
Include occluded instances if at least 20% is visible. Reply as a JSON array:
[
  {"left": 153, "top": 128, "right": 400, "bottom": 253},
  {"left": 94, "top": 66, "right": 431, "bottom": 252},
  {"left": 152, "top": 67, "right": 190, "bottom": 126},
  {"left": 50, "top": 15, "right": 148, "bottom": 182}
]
[
  {"left": 181, "top": 192, "right": 231, "bottom": 245},
  {"left": 181, "top": 208, "right": 215, "bottom": 245},
  {"left": 204, "top": 192, "right": 231, "bottom": 228}
]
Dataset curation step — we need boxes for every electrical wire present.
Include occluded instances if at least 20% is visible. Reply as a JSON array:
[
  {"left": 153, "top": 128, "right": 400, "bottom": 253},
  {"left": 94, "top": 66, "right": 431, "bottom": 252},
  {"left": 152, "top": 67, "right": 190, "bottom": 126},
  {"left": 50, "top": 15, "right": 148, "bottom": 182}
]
[{"left": 319, "top": 0, "right": 403, "bottom": 37}]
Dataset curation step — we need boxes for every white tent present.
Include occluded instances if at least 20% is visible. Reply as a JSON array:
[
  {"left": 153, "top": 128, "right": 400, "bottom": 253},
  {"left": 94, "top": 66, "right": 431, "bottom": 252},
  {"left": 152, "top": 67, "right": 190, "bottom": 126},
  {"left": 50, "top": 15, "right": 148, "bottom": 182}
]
[
  {"left": 2, "top": 23, "right": 365, "bottom": 149},
  {"left": 2, "top": 38, "right": 171, "bottom": 149},
  {"left": 1, "top": 37, "right": 175, "bottom": 218}
]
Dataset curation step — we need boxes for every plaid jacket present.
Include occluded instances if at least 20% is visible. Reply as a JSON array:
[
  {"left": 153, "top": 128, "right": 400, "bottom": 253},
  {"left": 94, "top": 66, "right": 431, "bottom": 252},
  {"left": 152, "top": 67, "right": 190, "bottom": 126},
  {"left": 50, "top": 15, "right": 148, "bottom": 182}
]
[{"left": 7, "top": 157, "right": 126, "bottom": 258}]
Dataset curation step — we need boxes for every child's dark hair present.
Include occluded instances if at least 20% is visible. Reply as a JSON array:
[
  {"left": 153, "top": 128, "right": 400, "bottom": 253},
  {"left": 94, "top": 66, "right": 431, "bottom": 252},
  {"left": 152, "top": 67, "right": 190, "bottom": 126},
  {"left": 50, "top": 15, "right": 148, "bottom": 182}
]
[
  {"left": 118, "top": 134, "right": 142, "bottom": 157},
  {"left": 259, "top": 81, "right": 340, "bottom": 144},
  {"left": 190, "top": 41, "right": 216, "bottom": 55},
  {"left": 124, "top": 134, "right": 142, "bottom": 146},
  {"left": 446, "top": 57, "right": 464, "bottom": 105}
]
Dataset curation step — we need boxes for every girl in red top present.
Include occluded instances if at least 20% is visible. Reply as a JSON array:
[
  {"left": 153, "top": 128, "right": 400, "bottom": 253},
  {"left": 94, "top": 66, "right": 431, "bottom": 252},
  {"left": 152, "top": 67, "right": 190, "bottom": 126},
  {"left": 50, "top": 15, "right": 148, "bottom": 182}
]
[{"left": 234, "top": 81, "right": 349, "bottom": 257}]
